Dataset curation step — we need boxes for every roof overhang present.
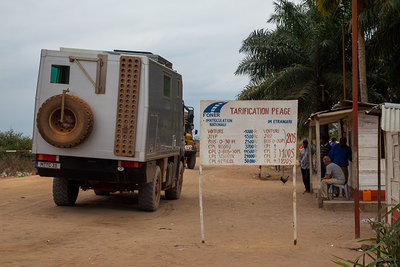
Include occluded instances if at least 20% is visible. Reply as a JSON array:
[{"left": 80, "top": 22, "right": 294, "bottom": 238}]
[
  {"left": 306, "top": 109, "right": 353, "bottom": 126},
  {"left": 306, "top": 101, "right": 380, "bottom": 127}
]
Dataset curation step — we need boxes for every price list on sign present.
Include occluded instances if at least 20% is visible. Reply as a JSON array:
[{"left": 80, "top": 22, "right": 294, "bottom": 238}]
[{"left": 200, "top": 100, "right": 298, "bottom": 166}]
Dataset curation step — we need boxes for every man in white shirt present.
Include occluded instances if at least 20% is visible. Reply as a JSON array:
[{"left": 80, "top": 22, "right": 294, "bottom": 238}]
[{"left": 319, "top": 156, "right": 345, "bottom": 199}]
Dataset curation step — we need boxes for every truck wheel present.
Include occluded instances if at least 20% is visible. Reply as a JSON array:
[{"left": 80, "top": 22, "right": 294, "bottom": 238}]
[
  {"left": 187, "top": 154, "right": 196, "bottom": 169},
  {"left": 36, "top": 94, "right": 93, "bottom": 148},
  {"left": 165, "top": 161, "right": 184, "bottom": 200},
  {"left": 53, "top": 177, "right": 79, "bottom": 206},
  {"left": 94, "top": 190, "right": 110, "bottom": 196},
  {"left": 138, "top": 166, "right": 162, "bottom": 211}
]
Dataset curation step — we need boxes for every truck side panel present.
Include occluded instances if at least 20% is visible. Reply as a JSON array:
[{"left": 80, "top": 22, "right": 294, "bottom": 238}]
[{"left": 145, "top": 60, "right": 183, "bottom": 160}]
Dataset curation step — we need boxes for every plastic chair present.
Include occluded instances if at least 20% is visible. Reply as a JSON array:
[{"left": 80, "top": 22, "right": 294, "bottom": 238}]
[{"left": 328, "top": 183, "right": 349, "bottom": 200}]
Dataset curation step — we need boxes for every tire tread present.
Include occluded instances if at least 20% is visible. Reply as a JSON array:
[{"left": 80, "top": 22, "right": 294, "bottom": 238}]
[{"left": 53, "top": 177, "right": 79, "bottom": 206}]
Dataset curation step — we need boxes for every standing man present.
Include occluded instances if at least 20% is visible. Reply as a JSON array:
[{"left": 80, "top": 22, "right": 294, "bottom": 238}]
[
  {"left": 328, "top": 137, "right": 352, "bottom": 184},
  {"left": 320, "top": 136, "right": 331, "bottom": 178},
  {"left": 319, "top": 156, "right": 345, "bottom": 200},
  {"left": 299, "top": 139, "right": 315, "bottom": 193}
]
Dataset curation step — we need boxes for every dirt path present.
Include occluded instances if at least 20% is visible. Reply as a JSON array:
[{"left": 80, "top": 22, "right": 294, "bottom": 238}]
[{"left": 0, "top": 161, "right": 376, "bottom": 266}]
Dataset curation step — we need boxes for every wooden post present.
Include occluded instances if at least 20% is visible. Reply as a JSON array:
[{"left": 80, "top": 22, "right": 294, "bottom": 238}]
[
  {"left": 377, "top": 118, "right": 382, "bottom": 222},
  {"left": 342, "top": 11, "right": 346, "bottom": 100},
  {"left": 199, "top": 165, "right": 205, "bottom": 243},
  {"left": 316, "top": 119, "right": 321, "bottom": 191},
  {"left": 308, "top": 125, "right": 313, "bottom": 191},
  {"left": 385, "top": 132, "right": 392, "bottom": 223}
]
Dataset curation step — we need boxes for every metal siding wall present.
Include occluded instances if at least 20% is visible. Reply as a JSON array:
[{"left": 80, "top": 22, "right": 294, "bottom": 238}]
[
  {"left": 382, "top": 103, "right": 400, "bottom": 132},
  {"left": 358, "top": 113, "right": 385, "bottom": 189},
  {"left": 146, "top": 60, "right": 182, "bottom": 159}
]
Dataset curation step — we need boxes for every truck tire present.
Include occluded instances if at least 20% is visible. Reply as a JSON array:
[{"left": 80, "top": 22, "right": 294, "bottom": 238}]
[
  {"left": 53, "top": 177, "right": 79, "bottom": 206},
  {"left": 36, "top": 94, "right": 93, "bottom": 148},
  {"left": 94, "top": 190, "right": 110, "bottom": 196},
  {"left": 165, "top": 161, "right": 184, "bottom": 200},
  {"left": 187, "top": 153, "right": 196, "bottom": 169},
  {"left": 138, "top": 166, "right": 162, "bottom": 211}
]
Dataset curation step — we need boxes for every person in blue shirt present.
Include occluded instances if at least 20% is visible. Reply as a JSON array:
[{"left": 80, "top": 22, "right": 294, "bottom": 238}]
[{"left": 328, "top": 137, "right": 352, "bottom": 184}]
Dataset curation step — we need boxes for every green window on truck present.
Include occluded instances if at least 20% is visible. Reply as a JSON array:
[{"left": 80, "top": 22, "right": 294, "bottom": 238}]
[{"left": 51, "top": 65, "right": 70, "bottom": 84}]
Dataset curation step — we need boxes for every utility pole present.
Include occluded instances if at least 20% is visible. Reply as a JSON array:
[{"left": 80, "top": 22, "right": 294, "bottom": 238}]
[{"left": 352, "top": 0, "right": 360, "bottom": 239}]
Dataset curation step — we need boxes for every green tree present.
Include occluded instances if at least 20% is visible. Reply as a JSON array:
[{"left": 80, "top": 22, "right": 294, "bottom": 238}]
[
  {"left": 366, "top": 0, "right": 400, "bottom": 102},
  {"left": 316, "top": 0, "right": 373, "bottom": 103},
  {"left": 316, "top": 0, "right": 400, "bottom": 103},
  {"left": 236, "top": 0, "right": 351, "bottom": 132},
  {"left": 0, "top": 130, "right": 32, "bottom": 150}
]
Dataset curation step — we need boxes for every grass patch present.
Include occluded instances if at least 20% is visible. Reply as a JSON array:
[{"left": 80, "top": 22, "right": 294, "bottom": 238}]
[{"left": 0, "top": 153, "right": 36, "bottom": 177}]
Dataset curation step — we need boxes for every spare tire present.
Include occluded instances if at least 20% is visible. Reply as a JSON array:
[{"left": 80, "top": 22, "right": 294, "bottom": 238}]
[{"left": 36, "top": 94, "right": 93, "bottom": 148}]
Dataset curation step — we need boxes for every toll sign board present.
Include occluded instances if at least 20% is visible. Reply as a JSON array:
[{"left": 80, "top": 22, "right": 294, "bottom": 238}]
[{"left": 200, "top": 100, "right": 298, "bottom": 166}]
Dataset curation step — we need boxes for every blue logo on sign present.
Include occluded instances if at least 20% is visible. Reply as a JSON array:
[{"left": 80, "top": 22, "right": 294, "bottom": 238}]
[{"left": 203, "top": 102, "right": 228, "bottom": 117}]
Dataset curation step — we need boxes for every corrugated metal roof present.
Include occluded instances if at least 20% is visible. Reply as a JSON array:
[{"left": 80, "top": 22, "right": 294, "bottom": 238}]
[{"left": 382, "top": 103, "right": 400, "bottom": 132}]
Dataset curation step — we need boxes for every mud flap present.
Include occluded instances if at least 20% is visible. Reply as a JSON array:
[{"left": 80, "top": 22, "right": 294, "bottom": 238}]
[{"left": 145, "top": 160, "right": 157, "bottom": 183}]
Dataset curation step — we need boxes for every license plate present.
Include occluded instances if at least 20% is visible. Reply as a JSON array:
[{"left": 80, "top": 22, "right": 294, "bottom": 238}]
[
  {"left": 185, "top": 145, "right": 193, "bottom": 150},
  {"left": 36, "top": 161, "right": 61, "bottom": 169}
]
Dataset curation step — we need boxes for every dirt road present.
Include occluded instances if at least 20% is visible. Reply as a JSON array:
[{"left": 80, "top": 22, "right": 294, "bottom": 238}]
[{"left": 0, "top": 162, "right": 376, "bottom": 266}]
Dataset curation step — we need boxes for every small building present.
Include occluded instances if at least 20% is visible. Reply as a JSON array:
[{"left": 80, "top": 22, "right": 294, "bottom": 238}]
[{"left": 305, "top": 101, "right": 385, "bottom": 199}]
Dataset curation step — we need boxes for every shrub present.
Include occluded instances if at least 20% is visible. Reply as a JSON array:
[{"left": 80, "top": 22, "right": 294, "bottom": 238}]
[
  {"left": 0, "top": 130, "right": 35, "bottom": 177},
  {"left": 0, "top": 129, "right": 32, "bottom": 150},
  {"left": 334, "top": 203, "right": 400, "bottom": 266}
]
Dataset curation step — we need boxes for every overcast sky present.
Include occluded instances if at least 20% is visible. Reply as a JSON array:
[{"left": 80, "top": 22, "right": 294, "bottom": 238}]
[{"left": 0, "top": 0, "right": 278, "bottom": 137}]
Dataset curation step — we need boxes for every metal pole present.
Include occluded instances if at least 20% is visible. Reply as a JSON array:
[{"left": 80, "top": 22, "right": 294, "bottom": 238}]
[
  {"left": 352, "top": 0, "right": 360, "bottom": 239},
  {"left": 292, "top": 165, "right": 297, "bottom": 245},
  {"left": 199, "top": 165, "right": 205, "bottom": 243}
]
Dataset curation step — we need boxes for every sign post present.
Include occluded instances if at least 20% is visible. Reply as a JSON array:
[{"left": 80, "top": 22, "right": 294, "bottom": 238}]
[
  {"left": 199, "top": 100, "right": 298, "bottom": 244},
  {"left": 199, "top": 165, "right": 205, "bottom": 243}
]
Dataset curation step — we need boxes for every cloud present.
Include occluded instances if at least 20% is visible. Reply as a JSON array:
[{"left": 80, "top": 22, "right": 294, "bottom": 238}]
[{"left": 0, "top": 0, "right": 275, "bottom": 136}]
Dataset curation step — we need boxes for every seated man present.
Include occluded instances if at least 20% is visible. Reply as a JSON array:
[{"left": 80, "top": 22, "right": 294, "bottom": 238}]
[{"left": 319, "top": 156, "right": 345, "bottom": 200}]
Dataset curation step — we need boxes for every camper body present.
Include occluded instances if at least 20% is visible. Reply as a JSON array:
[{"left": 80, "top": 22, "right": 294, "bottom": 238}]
[{"left": 32, "top": 48, "right": 184, "bottom": 210}]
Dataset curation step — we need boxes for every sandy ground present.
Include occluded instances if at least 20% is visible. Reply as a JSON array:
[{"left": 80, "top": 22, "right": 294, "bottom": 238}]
[{"left": 0, "top": 160, "right": 377, "bottom": 266}]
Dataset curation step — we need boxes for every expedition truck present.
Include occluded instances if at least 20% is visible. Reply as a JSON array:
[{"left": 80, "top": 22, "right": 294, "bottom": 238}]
[
  {"left": 32, "top": 48, "right": 185, "bottom": 211},
  {"left": 183, "top": 105, "right": 197, "bottom": 169}
]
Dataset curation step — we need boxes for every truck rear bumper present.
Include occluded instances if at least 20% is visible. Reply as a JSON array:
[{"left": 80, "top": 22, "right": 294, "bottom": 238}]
[{"left": 37, "top": 156, "right": 146, "bottom": 184}]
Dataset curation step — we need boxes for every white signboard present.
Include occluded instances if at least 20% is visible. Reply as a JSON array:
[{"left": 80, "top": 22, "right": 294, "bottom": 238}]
[{"left": 200, "top": 100, "right": 298, "bottom": 166}]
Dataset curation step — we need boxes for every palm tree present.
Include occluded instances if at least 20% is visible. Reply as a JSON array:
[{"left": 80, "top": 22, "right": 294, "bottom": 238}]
[
  {"left": 316, "top": 0, "right": 400, "bottom": 103},
  {"left": 367, "top": 0, "right": 400, "bottom": 101},
  {"left": 236, "top": 0, "right": 349, "bottom": 132},
  {"left": 315, "top": 0, "right": 375, "bottom": 103}
]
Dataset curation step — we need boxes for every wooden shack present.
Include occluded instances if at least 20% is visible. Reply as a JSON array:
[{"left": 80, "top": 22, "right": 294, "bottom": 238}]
[{"left": 305, "top": 101, "right": 385, "bottom": 199}]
